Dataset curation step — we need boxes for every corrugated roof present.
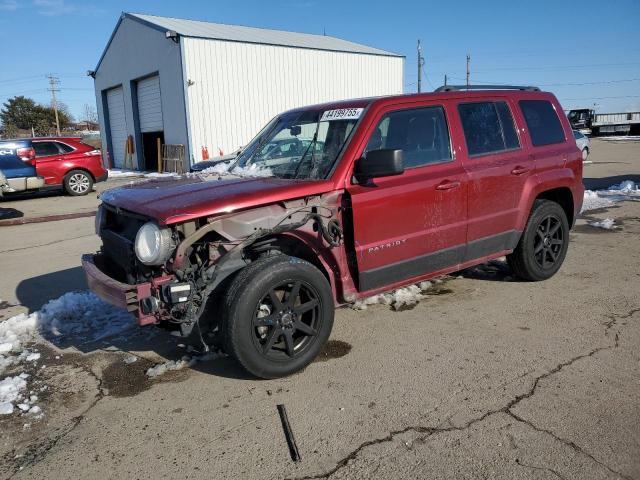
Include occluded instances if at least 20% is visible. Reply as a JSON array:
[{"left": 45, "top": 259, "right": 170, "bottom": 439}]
[{"left": 127, "top": 13, "right": 403, "bottom": 57}]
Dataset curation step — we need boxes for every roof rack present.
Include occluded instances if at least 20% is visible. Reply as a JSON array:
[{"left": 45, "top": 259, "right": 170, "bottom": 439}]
[{"left": 434, "top": 84, "right": 540, "bottom": 92}]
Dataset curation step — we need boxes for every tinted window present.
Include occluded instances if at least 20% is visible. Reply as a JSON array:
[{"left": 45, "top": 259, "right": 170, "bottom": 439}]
[
  {"left": 572, "top": 130, "right": 584, "bottom": 139},
  {"left": 496, "top": 102, "right": 520, "bottom": 149},
  {"left": 458, "top": 101, "right": 520, "bottom": 156},
  {"left": 55, "top": 142, "right": 74, "bottom": 153},
  {"left": 365, "top": 106, "right": 452, "bottom": 168},
  {"left": 33, "top": 142, "right": 61, "bottom": 157},
  {"left": 519, "top": 100, "right": 565, "bottom": 146}
]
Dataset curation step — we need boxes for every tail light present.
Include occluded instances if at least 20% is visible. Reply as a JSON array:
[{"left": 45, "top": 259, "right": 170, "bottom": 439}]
[{"left": 17, "top": 147, "right": 36, "bottom": 166}]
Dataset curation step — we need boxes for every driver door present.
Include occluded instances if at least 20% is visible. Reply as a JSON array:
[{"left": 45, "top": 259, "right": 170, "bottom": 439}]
[{"left": 346, "top": 101, "right": 468, "bottom": 292}]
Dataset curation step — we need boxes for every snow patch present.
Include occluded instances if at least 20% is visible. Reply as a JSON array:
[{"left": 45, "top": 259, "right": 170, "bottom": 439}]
[
  {"left": 588, "top": 218, "right": 618, "bottom": 230},
  {"left": 108, "top": 169, "right": 179, "bottom": 179},
  {"left": 146, "top": 351, "right": 225, "bottom": 378},
  {"left": 0, "top": 291, "right": 133, "bottom": 415},
  {"left": 197, "top": 161, "right": 274, "bottom": 178},
  {"left": 0, "top": 374, "right": 27, "bottom": 415},
  {"left": 351, "top": 280, "right": 442, "bottom": 311},
  {"left": 581, "top": 180, "right": 640, "bottom": 213}
]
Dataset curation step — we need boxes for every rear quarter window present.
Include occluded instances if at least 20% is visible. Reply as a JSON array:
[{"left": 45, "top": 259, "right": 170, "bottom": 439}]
[
  {"left": 519, "top": 100, "right": 565, "bottom": 146},
  {"left": 458, "top": 101, "right": 520, "bottom": 156}
]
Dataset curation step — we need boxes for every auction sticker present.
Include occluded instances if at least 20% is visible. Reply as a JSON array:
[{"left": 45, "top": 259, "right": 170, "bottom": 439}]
[{"left": 321, "top": 108, "right": 364, "bottom": 121}]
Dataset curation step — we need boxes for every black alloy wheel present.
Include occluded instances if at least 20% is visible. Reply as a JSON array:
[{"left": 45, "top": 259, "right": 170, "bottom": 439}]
[
  {"left": 533, "top": 214, "right": 564, "bottom": 270},
  {"left": 507, "top": 199, "right": 570, "bottom": 281},
  {"left": 222, "top": 255, "right": 334, "bottom": 379},
  {"left": 252, "top": 280, "right": 321, "bottom": 359}
]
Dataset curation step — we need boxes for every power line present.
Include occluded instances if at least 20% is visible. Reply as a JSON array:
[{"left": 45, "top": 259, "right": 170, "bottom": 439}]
[{"left": 474, "top": 61, "right": 640, "bottom": 72}]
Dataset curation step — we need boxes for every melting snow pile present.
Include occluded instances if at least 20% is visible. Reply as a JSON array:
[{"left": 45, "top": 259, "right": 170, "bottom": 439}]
[
  {"left": 0, "top": 291, "right": 133, "bottom": 415},
  {"left": 351, "top": 280, "right": 443, "bottom": 311},
  {"left": 146, "top": 351, "right": 225, "bottom": 378},
  {"left": 588, "top": 218, "right": 618, "bottom": 230},
  {"left": 581, "top": 180, "right": 640, "bottom": 213}
]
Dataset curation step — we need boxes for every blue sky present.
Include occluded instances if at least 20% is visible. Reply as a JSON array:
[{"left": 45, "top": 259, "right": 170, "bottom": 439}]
[{"left": 1, "top": 0, "right": 639, "bottom": 120}]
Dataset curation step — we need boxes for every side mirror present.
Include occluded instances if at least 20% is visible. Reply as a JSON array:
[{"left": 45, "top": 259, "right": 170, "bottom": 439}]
[{"left": 355, "top": 149, "right": 404, "bottom": 180}]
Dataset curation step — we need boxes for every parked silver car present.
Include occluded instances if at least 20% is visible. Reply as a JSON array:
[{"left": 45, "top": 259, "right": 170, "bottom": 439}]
[{"left": 573, "top": 130, "right": 590, "bottom": 161}]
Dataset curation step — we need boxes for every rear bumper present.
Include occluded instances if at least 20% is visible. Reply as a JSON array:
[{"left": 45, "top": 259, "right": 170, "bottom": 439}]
[
  {"left": 4, "top": 176, "right": 45, "bottom": 192},
  {"left": 95, "top": 171, "right": 108, "bottom": 183},
  {"left": 81, "top": 253, "right": 173, "bottom": 326}
]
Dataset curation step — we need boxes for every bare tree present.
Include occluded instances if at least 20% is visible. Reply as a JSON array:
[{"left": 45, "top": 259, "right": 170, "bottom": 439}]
[{"left": 81, "top": 103, "right": 98, "bottom": 130}]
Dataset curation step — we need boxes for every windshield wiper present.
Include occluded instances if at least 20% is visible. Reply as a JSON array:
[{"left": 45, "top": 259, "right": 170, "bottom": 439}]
[{"left": 292, "top": 117, "right": 321, "bottom": 179}]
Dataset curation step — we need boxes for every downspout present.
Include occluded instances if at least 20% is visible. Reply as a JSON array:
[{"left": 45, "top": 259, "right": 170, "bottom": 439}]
[{"left": 179, "top": 36, "right": 194, "bottom": 169}]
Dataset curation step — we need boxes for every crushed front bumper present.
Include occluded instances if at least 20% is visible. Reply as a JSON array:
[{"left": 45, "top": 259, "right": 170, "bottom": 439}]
[{"left": 81, "top": 253, "right": 173, "bottom": 326}]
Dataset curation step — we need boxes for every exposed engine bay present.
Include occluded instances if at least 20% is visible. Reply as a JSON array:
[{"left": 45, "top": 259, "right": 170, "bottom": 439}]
[{"left": 95, "top": 192, "right": 343, "bottom": 337}]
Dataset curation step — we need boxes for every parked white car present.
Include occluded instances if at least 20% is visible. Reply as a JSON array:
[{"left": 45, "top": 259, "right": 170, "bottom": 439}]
[{"left": 573, "top": 130, "right": 590, "bottom": 161}]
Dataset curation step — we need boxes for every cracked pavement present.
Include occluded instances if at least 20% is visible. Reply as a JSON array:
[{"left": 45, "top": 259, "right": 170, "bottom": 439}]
[{"left": 0, "top": 139, "right": 639, "bottom": 479}]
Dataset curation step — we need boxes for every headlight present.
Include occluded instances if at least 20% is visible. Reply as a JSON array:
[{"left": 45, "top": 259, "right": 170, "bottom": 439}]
[{"left": 134, "top": 222, "right": 174, "bottom": 265}]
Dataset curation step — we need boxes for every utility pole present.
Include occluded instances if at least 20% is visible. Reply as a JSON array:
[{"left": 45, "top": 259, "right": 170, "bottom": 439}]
[
  {"left": 466, "top": 54, "right": 471, "bottom": 88},
  {"left": 417, "top": 39, "right": 425, "bottom": 93},
  {"left": 47, "top": 74, "right": 61, "bottom": 136}
]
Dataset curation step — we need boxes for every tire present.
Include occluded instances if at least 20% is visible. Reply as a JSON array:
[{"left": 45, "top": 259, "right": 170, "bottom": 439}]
[
  {"left": 222, "top": 255, "right": 334, "bottom": 379},
  {"left": 64, "top": 170, "right": 93, "bottom": 196},
  {"left": 581, "top": 147, "right": 589, "bottom": 161},
  {"left": 507, "top": 200, "right": 570, "bottom": 281}
]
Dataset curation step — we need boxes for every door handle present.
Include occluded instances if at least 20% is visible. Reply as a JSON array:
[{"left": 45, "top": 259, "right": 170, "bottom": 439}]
[
  {"left": 511, "top": 166, "right": 531, "bottom": 176},
  {"left": 436, "top": 180, "right": 461, "bottom": 191}
]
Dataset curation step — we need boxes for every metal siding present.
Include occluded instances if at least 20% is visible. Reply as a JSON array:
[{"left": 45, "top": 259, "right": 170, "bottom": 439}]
[
  {"left": 183, "top": 37, "right": 403, "bottom": 160},
  {"left": 137, "top": 75, "right": 163, "bottom": 132},
  {"left": 106, "top": 87, "right": 127, "bottom": 167}
]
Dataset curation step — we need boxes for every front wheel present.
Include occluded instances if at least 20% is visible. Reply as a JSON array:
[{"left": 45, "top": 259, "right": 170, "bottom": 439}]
[
  {"left": 507, "top": 200, "right": 570, "bottom": 281},
  {"left": 223, "top": 255, "right": 334, "bottom": 379}
]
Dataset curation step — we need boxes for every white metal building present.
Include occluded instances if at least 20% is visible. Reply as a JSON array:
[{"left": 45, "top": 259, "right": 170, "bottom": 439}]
[{"left": 93, "top": 13, "right": 404, "bottom": 170}]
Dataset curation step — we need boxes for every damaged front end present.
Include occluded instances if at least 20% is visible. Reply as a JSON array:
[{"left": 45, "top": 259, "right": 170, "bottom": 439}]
[{"left": 83, "top": 193, "right": 343, "bottom": 337}]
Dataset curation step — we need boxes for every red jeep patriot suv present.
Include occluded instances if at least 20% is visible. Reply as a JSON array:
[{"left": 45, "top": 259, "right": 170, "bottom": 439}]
[{"left": 82, "top": 85, "right": 583, "bottom": 378}]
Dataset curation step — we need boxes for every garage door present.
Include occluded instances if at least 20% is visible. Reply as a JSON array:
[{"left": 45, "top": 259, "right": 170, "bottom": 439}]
[
  {"left": 137, "top": 76, "right": 163, "bottom": 133},
  {"left": 106, "top": 87, "right": 127, "bottom": 168}
]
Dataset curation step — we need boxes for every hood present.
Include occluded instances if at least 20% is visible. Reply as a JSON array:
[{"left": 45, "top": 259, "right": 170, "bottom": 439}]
[{"left": 99, "top": 175, "right": 332, "bottom": 225}]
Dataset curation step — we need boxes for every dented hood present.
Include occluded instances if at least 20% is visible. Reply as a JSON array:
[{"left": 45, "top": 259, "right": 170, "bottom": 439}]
[{"left": 99, "top": 175, "right": 332, "bottom": 225}]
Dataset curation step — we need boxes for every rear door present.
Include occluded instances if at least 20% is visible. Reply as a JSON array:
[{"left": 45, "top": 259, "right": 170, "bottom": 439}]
[
  {"left": 33, "top": 140, "right": 66, "bottom": 184},
  {"left": 0, "top": 140, "right": 36, "bottom": 178},
  {"left": 347, "top": 101, "right": 468, "bottom": 292},
  {"left": 452, "top": 98, "right": 531, "bottom": 254}
]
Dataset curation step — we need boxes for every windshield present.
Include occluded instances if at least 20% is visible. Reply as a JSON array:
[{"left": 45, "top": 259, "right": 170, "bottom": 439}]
[{"left": 232, "top": 107, "right": 362, "bottom": 180}]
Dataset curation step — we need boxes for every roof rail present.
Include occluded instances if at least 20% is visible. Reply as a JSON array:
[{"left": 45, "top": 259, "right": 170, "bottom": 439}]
[{"left": 434, "top": 84, "right": 540, "bottom": 92}]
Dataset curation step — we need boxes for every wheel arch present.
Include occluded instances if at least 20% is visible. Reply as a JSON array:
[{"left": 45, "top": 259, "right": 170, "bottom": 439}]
[
  {"left": 64, "top": 167, "right": 96, "bottom": 182},
  {"left": 534, "top": 187, "right": 575, "bottom": 227},
  {"left": 258, "top": 233, "right": 340, "bottom": 302}
]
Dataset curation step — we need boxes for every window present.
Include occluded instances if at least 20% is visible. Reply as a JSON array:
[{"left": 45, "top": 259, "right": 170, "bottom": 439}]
[
  {"left": 33, "top": 141, "right": 61, "bottom": 157},
  {"left": 458, "top": 101, "right": 520, "bottom": 156},
  {"left": 519, "top": 100, "right": 565, "bottom": 146},
  {"left": 55, "top": 142, "right": 75, "bottom": 153},
  {"left": 573, "top": 130, "right": 584, "bottom": 140},
  {"left": 364, "top": 106, "right": 452, "bottom": 168}
]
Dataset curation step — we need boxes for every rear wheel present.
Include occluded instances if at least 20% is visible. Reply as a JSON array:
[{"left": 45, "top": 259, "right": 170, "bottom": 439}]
[
  {"left": 507, "top": 200, "right": 569, "bottom": 281},
  {"left": 64, "top": 170, "right": 93, "bottom": 196},
  {"left": 223, "top": 255, "right": 334, "bottom": 379}
]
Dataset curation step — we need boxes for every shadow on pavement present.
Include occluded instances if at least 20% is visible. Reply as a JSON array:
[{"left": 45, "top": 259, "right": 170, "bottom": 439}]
[
  {"left": 583, "top": 174, "right": 640, "bottom": 190},
  {"left": 17, "top": 265, "right": 255, "bottom": 380},
  {"left": 0, "top": 207, "right": 23, "bottom": 220},
  {"left": 16, "top": 266, "right": 88, "bottom": 312},
  {"left": 458, "top": 259, "right": 516, "bottom": 282}
]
